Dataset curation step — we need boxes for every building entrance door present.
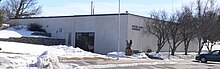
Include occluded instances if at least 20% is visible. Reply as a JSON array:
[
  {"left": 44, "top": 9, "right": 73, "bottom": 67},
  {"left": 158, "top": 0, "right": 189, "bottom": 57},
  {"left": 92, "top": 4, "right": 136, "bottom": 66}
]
[{"left": 75, "top": 32, "right": 94, "bottom": 52}]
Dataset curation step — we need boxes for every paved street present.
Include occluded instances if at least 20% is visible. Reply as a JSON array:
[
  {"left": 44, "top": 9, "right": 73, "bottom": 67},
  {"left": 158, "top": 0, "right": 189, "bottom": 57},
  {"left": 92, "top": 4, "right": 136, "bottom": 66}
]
[
  {"left": 64, "top": 59, "right": 220, "bottom": 69},
  {"left": 102, "top": 61, "right": 220, "bottom": 69},
  {"left": 103, "top": 63, "right": 220, "bottom": 69}
]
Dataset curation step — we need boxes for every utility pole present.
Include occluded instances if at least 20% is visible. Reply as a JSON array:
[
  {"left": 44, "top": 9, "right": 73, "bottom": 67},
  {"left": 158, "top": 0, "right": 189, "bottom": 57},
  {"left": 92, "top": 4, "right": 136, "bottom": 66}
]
[
  {"left": 117, "top": 0, "right": 121, "bottom": 60},
  {"left": 169, "top": 0, "right": 174, "bottom": 59},
  {"left": 91, "top": 1, "right": 95, "bottom": 15}
]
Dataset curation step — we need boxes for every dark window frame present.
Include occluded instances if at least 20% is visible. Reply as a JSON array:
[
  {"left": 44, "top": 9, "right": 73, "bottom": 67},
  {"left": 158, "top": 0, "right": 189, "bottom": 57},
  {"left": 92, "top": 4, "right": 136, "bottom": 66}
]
[{"left": 75, "top": 32, "right": 95, "bottom": 52}]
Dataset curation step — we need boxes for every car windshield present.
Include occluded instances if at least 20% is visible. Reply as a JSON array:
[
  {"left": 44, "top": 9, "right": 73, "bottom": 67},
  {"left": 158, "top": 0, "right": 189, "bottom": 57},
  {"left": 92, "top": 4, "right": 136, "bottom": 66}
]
[{"left": 209, "top": 51, "right": 219, "bottom": 55}]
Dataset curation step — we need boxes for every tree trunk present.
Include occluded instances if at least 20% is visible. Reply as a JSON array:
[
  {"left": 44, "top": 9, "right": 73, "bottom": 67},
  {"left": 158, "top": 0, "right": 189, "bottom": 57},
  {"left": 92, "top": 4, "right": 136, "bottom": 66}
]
[
  {"left": 210, "top": 45, "right": 213, "bottom": 52},
  {"left": 171, "top": 38, "right": 176, "bottom": 56},
  {"left": 210, "top": 43, "right": 215, "bottom": 52},
  {"left": 171, "top": 39, "right": 176, "bottom": 56},
  {"left": 167, "top": 38, "right": 172, "bottom": 56},
  {"left": 184, "top": 47, "right": 188, "bottom": 55},
  {"left": 156, "top": 47, "right": 161, "bottom": 53},
  {"left": 156, "top": 43, "right": 163, "bottom": 53},
  {"left": 184, "top": 40, "right": 190, "bottom": 55},
  {"left": 198, "top": 38, "right": 202, "bottom": 55},
  {"left": 206, "top": 42, "right": 210, "bottom": 52},
  {"left": 171, "top": 47, "right": 176, "bottom": 55}
]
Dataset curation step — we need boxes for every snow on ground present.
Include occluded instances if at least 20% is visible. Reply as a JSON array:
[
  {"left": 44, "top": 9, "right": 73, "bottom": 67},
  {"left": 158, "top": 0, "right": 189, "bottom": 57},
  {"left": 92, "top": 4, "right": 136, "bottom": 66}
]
[
  {"left": 150, "top": 52, "right": 198, "bottom": 60},
  {"left": 0, "top": 41, "right": 201, "bottom": 69},
  {"left": 1, "top": 24, "right": 220, "bottom": 68},
  {"left": 0, "top": 25, "right": 153, "bottom": 68},
  {"left": 0, "top": 41, "right": 153, "bottom": 69},
  {"left": 202, "top": 42, "right": 220, "bottom": 51},
  {"left": 1, "top": 24, "right": 219, "bottom": 68},
  {"left": 0, "top": 41, "right": 108, "bottom": 68},
  {"left": 107, "top": 52, "right": 149, "bottom": 60},
  {"left": 0, "top": 25, "right": 48, "bottom": 38},
  {"left": 107, "top": 51, "right": 198, "bottom": 61}
]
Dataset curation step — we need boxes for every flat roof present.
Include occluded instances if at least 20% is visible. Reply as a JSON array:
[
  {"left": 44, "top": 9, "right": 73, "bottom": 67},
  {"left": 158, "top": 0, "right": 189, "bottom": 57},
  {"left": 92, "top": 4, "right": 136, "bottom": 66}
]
[{"left": 11, "top": 13, "right": 150, "bottom": 19}]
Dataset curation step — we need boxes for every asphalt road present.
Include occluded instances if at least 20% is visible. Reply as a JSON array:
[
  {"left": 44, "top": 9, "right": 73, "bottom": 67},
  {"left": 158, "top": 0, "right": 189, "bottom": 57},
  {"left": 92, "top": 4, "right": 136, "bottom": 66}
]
[
  {"left": 102, "top": 61, "right": 220, "bottom": 69},
  {"left": 64, "top": 59, "right": 220, "bottom": 69}
]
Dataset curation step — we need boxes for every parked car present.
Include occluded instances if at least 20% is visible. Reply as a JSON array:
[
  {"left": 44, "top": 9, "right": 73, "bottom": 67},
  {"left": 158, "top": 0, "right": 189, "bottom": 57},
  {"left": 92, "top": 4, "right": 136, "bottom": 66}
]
[{"left": 195, "top": 50, "right": 220, "bottom": 63}]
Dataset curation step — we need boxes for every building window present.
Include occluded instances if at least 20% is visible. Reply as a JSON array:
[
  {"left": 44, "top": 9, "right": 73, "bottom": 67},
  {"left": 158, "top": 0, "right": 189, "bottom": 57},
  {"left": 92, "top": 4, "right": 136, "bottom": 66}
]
[{"left": 75, "top": 32, "right": 95, "bottom": 52}]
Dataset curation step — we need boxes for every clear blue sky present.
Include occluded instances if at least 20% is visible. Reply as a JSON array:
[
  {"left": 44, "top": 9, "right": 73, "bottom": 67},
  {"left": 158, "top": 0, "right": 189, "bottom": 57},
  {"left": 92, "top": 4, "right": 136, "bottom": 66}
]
[
  {"left": 37, "top": 0, "right": 182, "bottom": 16},
  {"left": 38, "top": 0, "right": 174, "bottom": 7},
  {"left": 29, "top": 0, "right": 220, "bottom": 16}
]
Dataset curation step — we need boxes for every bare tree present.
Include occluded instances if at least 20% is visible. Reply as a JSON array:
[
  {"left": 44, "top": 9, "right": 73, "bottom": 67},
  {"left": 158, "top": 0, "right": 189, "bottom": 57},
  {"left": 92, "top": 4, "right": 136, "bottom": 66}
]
[
  {"left": 178, "top": 6, "right": 197, "bottom": 55},
  {"left": 0, "top": 7, "right": 5, "bottom": 25},
  {"left": 194, "top": 0, "right": 220, "bottom": 54},
  {"left": 145, "top": 11, "right": 170, "bottom": 53},
  {"left": 166, "top": 12, "right": 185, "bottom": 55},
  {"left": 146, "top": 0, "right": 220, "bottom": 55},
  {"left": 2, "top": 0, "right": 42, "bottom": 18},
  {"left": 0, "top": 12, "right": 3, "bottom": 24},
  {"left": 203, "top": 10, "right": 220, "bottom": 52}
]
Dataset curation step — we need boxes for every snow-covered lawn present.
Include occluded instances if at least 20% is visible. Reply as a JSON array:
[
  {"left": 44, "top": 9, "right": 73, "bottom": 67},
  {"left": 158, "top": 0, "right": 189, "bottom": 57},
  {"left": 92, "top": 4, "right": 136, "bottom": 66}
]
[
  {"left": 0, "top": 40, "right": 203, "bottom": 69},
  {"left": 107, "top": 52, "right": 149, "bottom": 60},
  {"left": 0, "top": 41, "right": 109, "bottom": 68},
  {"left": 0, "top": 25, "right": 48, "bottom": 38},
  {"left": 0, "top": 41, "right": 154, "bottom": 69}
]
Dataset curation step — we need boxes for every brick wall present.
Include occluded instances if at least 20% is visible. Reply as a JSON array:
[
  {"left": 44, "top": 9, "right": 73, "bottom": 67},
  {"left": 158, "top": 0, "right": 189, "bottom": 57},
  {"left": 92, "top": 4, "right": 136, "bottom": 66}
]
[{"left": 0, "top": 37, "right": 65, "bottom": 46}]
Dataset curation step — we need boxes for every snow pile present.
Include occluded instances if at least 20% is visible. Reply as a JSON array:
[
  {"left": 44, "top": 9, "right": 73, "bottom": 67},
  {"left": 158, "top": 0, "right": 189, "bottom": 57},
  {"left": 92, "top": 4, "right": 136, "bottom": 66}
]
[
  {"left": 35, "top": 51, "right": 63, "bottom": 69},
  {"left": 0, "top": 25, "right": 48, "bottom": 38},
  {"left": 0, "top": 41, "right": 107, "bottom": 58},
  {"left": 0, "top": 41, "right": 49, "bottom": 55},
  {"left": 0, "top": 30, "right": 22, "bottom": 38},
  {"left": 0, "top": 41, "right": 106, "bottom": 69},
  {"left": 107, "top": 52, "right": 149, "bottom": 59},
  {"left": 0, "top": 54, "right": 29, "bottom": 69},
  {"left": 0, "top": 40, "right": 200, "bottom": 69},
  {"left": 147, "top": 52, "right": 198, "bottom": 60},
  {"left": 0, "top": 57, "right": 12, "bottom": 68},
  {"left": 53, "top": 46, "right": 106, "bottom": 58}
]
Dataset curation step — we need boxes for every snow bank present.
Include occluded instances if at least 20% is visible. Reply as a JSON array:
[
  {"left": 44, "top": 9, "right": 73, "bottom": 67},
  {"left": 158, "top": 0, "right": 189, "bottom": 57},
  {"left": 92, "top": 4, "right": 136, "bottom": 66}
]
[
  {"left": 0, "top": 41, "right": 107, "bottom": 58},
  {"left": 0, "top": 25, "right": 48, "bottom": 38},
  {"left": 0, "top": 57, "right": 12, "bottom": 68},
  {"left": 107, "top": 52, "right": 149, "bottom": 59},
  {"left": 0, "top": 40, "right": 201, "bottom": 69},
  {"left": 35, "top": 51, "right": 63, "bottom": 69},
  {"left": 0, "top": 41, "right": 49, "bottom": 55},
  {"left": 0, "top": 41, "right": 107, "bottom": 69},
  {"left": 0, "top": 30, "right": 22, "bottom": 38},
  {"left": 147, "top": 52, "right": 198, "bottom": 60},
  {"left": 46, "top": 46, "right": 107, "bottom": 58}
]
